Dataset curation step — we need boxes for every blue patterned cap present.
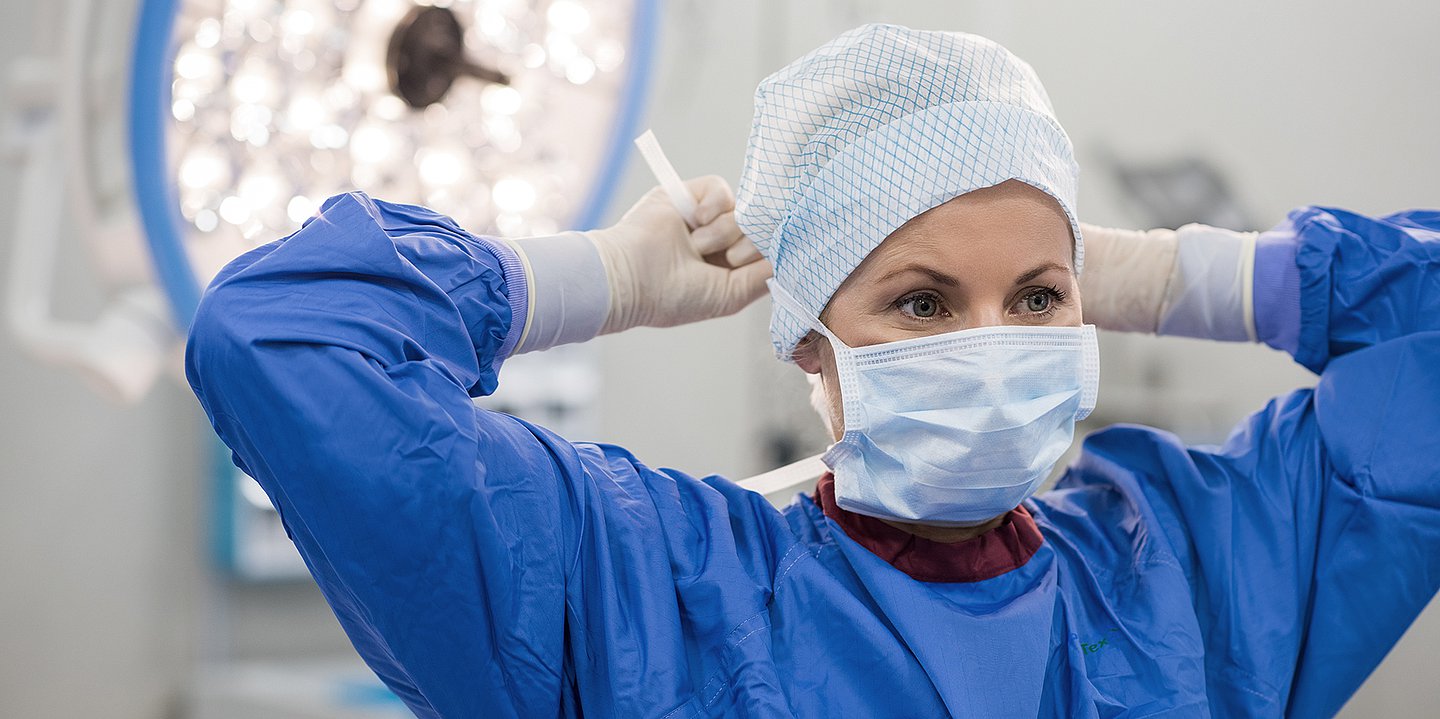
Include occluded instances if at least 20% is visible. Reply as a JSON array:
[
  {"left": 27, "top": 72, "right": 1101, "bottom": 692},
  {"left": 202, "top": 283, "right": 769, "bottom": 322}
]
[{"left": 735, "top": 24, "right": 1081, "bottom": 358}]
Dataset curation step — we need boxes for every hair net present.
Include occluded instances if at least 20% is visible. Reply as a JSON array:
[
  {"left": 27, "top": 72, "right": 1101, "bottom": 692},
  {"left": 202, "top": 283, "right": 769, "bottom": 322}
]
[{"left": 735, "top": 24, "right": 1081, "bottom": 358}]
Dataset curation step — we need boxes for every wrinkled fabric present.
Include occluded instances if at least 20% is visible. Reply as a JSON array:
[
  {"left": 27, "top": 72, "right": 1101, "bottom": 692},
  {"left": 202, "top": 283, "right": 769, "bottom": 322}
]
[
  {"left": 733, "top": 24, "right": 1081, "bottom": 357},
  {"left": 187, "top": 193, "right": 1440, "bottom": 719}
]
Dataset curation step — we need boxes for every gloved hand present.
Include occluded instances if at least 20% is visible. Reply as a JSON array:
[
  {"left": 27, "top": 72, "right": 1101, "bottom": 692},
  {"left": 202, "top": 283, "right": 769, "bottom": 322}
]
[
  {"left": 1077, "top": 223, "right": 1179, "bottom": 333},
  {"left": 1079, "top": 222, "right": 1258, "bottom": 341},
  {"left": 591, "top": 175, "right": 771, "bottom": 334},
  {"left": 506, "top": 177, "right": 771, "bottom": 355}
]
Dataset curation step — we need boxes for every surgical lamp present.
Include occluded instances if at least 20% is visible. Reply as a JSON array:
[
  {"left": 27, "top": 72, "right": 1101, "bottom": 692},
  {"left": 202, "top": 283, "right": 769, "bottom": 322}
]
[{"left": 6, "top": 0, "right": 658, "bottom": 576}]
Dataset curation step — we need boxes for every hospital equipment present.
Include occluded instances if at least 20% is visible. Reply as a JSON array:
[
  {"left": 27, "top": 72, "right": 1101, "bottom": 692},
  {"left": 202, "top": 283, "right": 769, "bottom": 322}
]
[{"left": 4, "top": 0, "right": 660, "bottom": 579}]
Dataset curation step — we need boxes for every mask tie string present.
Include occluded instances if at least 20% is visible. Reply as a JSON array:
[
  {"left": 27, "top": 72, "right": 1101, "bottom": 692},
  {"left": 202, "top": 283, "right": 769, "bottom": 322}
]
[{"left": 767, "top": 279, "right": 850, "bottom": 352}]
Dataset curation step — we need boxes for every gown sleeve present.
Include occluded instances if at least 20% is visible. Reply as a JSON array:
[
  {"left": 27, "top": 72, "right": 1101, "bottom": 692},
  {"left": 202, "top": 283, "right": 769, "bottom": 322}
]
[
  {"left": 184, "top": 192, "right": 785, "bottom": 719},
  {"left": 1082, "top": 207, "right": 1440, "bottom": 716}
]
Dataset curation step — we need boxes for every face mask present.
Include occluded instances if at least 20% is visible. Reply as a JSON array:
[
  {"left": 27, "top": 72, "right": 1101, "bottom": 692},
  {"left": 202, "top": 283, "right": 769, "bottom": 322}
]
[{"left": 771, "top": 281, "right": 1100, "bottom": 526}]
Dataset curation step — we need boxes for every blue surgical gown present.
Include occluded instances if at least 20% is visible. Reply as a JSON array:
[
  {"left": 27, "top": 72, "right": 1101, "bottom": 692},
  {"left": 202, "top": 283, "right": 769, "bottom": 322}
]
[{"left": 185, "top": 194, "right": 1440, "bottom": 718}]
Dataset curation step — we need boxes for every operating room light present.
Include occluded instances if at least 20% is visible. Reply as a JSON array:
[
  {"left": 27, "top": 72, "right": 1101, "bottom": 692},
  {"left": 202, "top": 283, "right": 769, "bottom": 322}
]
[
  {"left": 0, "top": 0, "right": 654, "bottom": 578},
  {"left": 160, "top": 0, "right": 653, "bottom": 286},
  {"left": 492, "top": 176, "right": 536, "bottom": 212}
]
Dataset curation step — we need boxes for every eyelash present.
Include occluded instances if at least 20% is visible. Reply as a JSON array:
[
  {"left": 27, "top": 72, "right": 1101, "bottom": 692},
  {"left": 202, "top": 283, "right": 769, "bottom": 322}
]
[
  {"left": 893, "top": 286, "right": 1071, "bottom": 322},
  {"left": 895, "top": 291, "right": 947, "bottom": 322},
  {"left": 1017, "top": 285, "right": 1069, "bottom": 318}
]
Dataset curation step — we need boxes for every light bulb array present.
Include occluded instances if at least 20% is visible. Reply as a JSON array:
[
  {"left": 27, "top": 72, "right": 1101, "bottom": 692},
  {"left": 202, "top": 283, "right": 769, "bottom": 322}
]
[{"left": 168, "top": 0, "right": 636, "bottom": 283}]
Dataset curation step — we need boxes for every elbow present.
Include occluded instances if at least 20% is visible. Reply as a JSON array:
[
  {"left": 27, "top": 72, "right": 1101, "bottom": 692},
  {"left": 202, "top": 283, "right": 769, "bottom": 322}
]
[{"left": 184, "top": 281, "right": 258, "bottom": 409}]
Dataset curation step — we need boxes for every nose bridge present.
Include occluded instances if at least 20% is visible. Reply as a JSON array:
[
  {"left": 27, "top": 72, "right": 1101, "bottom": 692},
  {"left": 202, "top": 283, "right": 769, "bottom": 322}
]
[{"left": 964, "top": 299, "right": 1009, "bottom": 330}]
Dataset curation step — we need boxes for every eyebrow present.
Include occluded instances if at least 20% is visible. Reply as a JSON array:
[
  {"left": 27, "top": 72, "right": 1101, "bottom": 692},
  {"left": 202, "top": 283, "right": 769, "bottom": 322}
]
[
  {"left": 1013, "top": 262, "right": 1071, "bottom": 286},
  {"left": 875, "top": 261, "right": 1071, "bottom": 288},
  {"left": 876, "top": 264, "right": 961, "bottom": 287}
]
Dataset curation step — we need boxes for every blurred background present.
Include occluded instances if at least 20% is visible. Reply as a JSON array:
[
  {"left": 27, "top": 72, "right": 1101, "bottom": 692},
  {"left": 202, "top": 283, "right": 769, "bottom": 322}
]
[{"left": 1, "top": 0, "right": 1437, "bottom": 716}]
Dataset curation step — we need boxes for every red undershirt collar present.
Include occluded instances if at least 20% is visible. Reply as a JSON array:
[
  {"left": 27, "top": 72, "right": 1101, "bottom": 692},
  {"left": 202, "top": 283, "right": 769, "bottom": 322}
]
[{"left": 814, "top": 473, "right": 1043, "bottom": 583}]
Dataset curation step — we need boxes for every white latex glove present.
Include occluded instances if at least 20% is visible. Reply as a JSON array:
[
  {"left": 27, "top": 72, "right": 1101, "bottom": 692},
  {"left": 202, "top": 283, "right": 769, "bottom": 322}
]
[
  {"left": 506, "top": 177, "right": 771, "bottom": 354},
  {"left": 591, "top": 175, "right": 771, "bottom": 333},
  {"left": 1077, "top": 223, "right": 1179, "bottom": 333},
  {"left": 1079, "top": 222, "right": 1258, "bottom": 341}
]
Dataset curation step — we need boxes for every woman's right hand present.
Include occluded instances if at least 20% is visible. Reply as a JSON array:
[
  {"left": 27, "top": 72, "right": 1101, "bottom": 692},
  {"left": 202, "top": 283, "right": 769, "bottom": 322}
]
[
  {"left": 1082, "top": 221, "right": 1268, "bottom": 343},
  {"left": 591, "top": 176, "right": 772, "bottom": 333},
  {"left": 1076, "top": 223, "right": 1180, "bottom": 334}
]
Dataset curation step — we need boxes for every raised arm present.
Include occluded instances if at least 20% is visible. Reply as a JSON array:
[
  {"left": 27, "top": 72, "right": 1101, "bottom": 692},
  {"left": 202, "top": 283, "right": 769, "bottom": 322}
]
[
  {"left": 1076, "top": 208, "right": 1440, "bottom": 715},
  {"left": 1080, "top": 207, "right": 1440, "bottom": 367},
  {"left": 1254, "top": 206, "right": 1440, "bottom": 371},
  {"left": 1257, "top": 208, "right": 1440, "bottom": 714},
  {"left": 185, "top": 185, "right": 770, "bottom": 717},
  {"left": 186, "top": 192, "right": 576, "bottom": 717}
]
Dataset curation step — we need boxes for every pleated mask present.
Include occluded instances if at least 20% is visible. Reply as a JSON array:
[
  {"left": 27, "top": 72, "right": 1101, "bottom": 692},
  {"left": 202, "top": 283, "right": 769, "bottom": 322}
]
[{"left": 772, "top": 281, "right": 1099, "bottom": 525}]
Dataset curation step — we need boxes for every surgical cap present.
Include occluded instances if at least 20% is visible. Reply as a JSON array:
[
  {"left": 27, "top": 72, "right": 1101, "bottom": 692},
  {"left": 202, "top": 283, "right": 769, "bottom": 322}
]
[{"left": 735, "top": 24, "right": 1081, "bottom": 358}]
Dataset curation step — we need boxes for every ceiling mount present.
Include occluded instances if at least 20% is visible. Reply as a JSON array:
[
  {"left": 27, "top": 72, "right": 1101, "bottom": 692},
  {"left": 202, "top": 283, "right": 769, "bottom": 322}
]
[{"left": 386, "top": 4, "right": 511, "bottom": 109}]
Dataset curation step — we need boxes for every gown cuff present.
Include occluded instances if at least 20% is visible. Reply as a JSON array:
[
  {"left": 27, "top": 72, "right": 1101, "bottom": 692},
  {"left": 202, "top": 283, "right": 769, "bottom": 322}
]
[
  {"left": 1252, "top": 231, "right": 1303, "bottom": 356},
  {"left": 502, "top": 232, "right": 611, "bottom": 354},
  {"left": 469, "top": 235, "right": 529, "bottom": 372}
]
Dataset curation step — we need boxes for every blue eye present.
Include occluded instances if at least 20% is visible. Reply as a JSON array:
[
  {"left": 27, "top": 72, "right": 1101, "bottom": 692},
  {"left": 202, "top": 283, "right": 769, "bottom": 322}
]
[
  {"left": 1016, "top": 286, "right": 1068, "bottom": 317},
  {"left": 897, "top": 292, "right": 943, "bottom": 320}
]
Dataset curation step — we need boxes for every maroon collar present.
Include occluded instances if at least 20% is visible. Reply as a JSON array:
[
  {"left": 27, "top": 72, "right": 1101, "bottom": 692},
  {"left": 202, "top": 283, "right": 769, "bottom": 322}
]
[{"left": 814, "top": 473, "right": 1043, "bottom": 583}]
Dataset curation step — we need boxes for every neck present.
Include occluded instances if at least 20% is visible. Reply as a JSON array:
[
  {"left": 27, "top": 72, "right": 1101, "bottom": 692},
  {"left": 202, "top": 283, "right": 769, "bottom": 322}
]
[{"left": 880, "top": 515, "right": 1007, "bottom": 543}]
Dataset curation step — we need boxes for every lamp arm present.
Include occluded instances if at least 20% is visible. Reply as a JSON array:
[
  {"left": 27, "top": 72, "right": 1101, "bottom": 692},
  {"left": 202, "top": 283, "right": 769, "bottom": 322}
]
[{"left": 3, "top": 0, "right": 175, "bottom": 404}]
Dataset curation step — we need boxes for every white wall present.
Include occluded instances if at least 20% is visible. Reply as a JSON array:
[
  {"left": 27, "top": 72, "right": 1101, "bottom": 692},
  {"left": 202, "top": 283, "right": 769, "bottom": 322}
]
[{"left": 2, "top": 0, "right": 1436, "bottom": 716}]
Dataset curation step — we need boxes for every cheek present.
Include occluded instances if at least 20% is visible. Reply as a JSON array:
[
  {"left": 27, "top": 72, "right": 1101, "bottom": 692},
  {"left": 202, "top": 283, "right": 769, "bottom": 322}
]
[{"left": 819, "top": 356, "right": 846, "bottom": 440}]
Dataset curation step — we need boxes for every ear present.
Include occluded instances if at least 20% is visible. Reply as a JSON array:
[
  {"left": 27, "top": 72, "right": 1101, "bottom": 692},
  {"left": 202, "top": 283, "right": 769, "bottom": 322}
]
[{"left": 792, "top": 331, "right": 824, "bottom": 374}]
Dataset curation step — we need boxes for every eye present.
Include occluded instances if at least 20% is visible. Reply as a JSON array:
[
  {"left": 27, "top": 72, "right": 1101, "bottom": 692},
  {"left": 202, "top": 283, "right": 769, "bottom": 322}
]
[
  {"left": 1013, "top": 286, "right": 1068, "bottom": 318},
  {"left": 1024, "top": 292, "right": 1051, "bottom": 313},
  {"left": 896, "top": 291, "right": 945, "bottom": 320}
]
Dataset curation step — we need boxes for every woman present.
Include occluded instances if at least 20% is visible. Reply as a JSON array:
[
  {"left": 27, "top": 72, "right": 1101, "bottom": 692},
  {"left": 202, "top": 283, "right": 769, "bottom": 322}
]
[{"left": 186, "top": 24, "right": 1440, "bottom": 718}]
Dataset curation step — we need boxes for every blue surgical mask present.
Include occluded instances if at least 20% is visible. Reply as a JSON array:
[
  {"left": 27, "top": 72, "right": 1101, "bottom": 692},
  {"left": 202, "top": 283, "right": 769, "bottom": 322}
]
[{"left": 771, "top": 281, "right": 1100, "bottom": 526}]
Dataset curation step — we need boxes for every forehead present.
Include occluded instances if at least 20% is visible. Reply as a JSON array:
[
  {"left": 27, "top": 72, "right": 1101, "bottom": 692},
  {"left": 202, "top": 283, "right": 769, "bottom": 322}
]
[{"left": 856, "top": 180, "right": 1075, "bottom": 278}]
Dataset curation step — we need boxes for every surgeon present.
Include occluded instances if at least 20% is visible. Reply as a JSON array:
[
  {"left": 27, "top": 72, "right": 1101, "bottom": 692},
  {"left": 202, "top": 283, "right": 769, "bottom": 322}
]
[{"left": 186, "top": 24, "right": 1440, "bottom": 719}]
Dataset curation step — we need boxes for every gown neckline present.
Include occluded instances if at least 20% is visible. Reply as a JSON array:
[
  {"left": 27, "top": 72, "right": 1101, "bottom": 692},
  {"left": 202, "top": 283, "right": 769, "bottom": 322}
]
[{"left": 813, "top": 473, "right": 1043, "bottom": 583}]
